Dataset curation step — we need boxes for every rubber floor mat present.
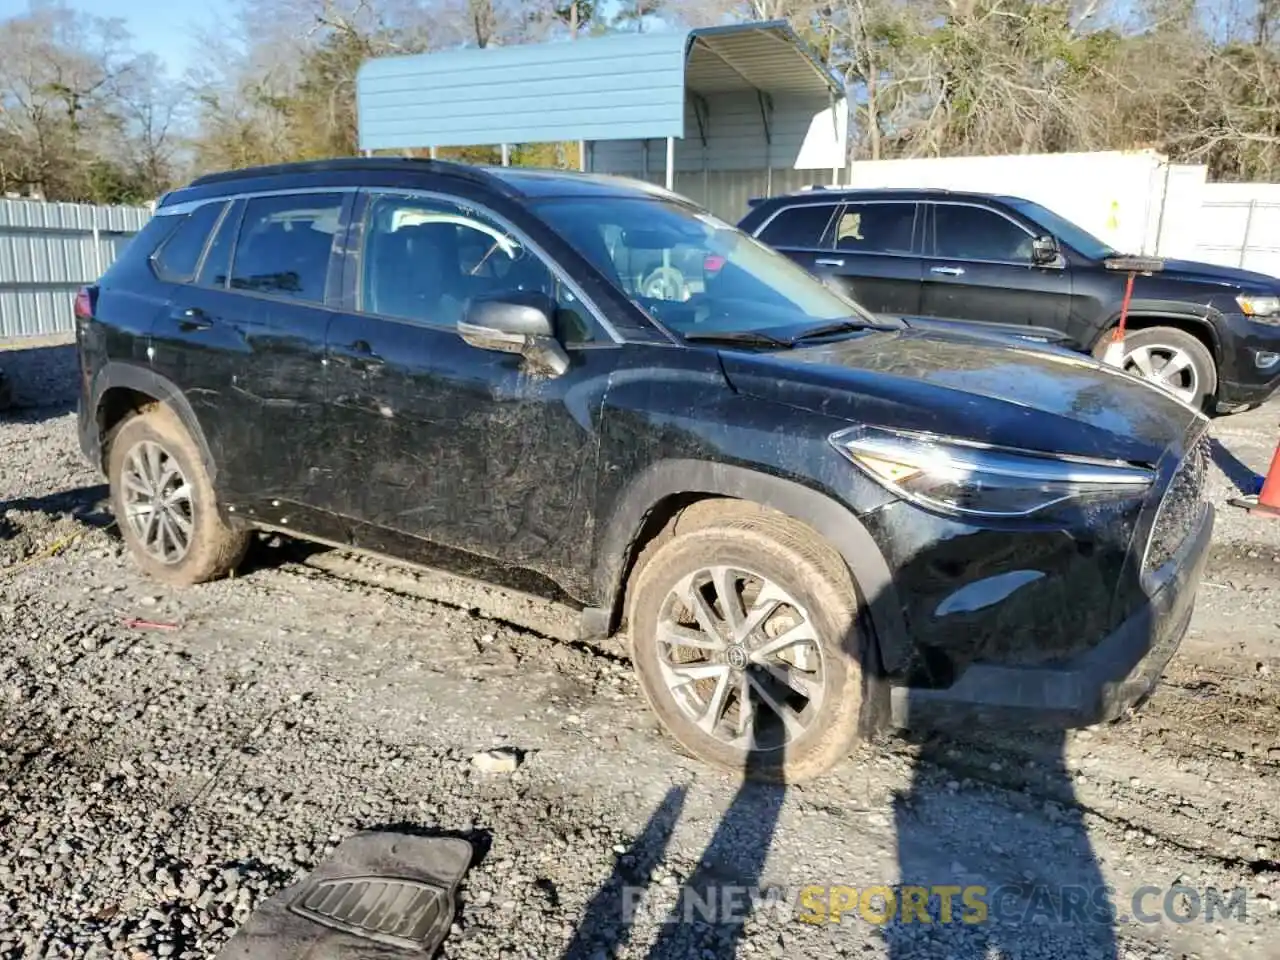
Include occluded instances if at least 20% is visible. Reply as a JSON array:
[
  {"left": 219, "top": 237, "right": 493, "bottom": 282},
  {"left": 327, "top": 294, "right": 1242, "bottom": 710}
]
[{"left": 216, "top": 831, "right": 472, "bottom": 958}]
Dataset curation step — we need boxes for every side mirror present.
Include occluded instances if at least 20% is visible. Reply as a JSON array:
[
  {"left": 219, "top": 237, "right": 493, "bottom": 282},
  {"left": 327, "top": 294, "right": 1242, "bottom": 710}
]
[
  {"left": 457, "top": 292, "right": 569, "bottom": 377},
  {"left": 1031, "top": 235, "right": 1059, "bottom": 265}
]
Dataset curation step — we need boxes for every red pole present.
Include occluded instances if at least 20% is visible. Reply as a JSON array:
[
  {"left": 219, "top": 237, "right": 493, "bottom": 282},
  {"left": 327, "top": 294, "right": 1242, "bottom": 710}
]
[{"left": 1115, "top": 270, "right": 1136, "bottom": 342}]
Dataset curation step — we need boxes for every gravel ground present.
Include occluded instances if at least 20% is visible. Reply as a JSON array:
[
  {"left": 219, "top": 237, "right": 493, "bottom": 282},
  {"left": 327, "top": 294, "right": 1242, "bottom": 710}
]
[{"left": 1, "top": 338, "right": 1278, "bottom": 959}]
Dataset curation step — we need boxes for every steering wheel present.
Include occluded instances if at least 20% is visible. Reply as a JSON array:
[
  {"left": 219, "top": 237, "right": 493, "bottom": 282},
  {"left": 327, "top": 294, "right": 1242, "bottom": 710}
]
[{"left": 639, "top": 265, "right": 689, "bottom": 302}]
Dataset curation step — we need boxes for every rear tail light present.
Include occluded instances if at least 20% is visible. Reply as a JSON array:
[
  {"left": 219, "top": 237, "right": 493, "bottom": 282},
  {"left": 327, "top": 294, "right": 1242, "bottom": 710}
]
[
  {"left": 73, "top": 286, "right": 95, "bottom": 322},
  {"left": 703, "top": 254, "right": 726, "bottom": 274}
]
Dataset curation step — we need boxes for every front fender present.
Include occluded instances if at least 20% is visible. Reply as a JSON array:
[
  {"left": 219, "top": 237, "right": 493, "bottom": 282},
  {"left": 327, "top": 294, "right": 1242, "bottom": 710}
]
[
  {"left": 1092, "top": 299, "right": 1224, "bottom": 358},
  {"left": 594, "top": 458, "right": 912, "bottom": 680}
]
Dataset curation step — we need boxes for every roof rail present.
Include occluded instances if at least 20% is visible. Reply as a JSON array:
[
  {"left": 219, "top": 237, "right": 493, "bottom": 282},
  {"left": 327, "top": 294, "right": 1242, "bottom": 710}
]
[{"left": 186, "top": 156, "right": 510, "bottom": 193}]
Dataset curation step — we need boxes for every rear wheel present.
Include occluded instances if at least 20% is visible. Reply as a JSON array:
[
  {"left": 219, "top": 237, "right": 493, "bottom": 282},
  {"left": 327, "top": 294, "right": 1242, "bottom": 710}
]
[
  {"left": 1096, "top": 326, "right": 1217, "bottom": 410},
  {"left": 107, "top": 404, "right": 249, "bottom": 585},
  {"left": 627, "top": 515, "right": 864, "bottom": 782}
]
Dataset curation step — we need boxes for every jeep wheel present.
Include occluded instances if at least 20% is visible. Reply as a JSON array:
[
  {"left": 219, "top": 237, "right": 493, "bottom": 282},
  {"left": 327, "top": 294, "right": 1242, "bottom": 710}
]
[
  {"left": 107, "top": 405, "right": 250, "bottom": 585},
  {"left": 628, "top": 517, "right": 864, "bottom": 782},
  {"left": 1100, "top": 327, "right": 1217, "bottom": 410}
]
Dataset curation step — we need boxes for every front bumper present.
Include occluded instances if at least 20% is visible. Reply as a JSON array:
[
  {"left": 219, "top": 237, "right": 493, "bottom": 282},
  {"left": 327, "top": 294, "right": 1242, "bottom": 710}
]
[
  {"left": 1217, "top": 312, "right": 1280, "bottom": 406},
  {"left": 888, "top": 502, "right": 1214, "bottom": 730}
]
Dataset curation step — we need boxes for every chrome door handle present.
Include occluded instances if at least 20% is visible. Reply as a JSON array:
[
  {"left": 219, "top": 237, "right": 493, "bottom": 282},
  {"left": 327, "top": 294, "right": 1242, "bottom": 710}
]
[
  {"left": 930, "top": 266, "right": 965, "bottom": 276},
  {"left": 815, "top": 258, "right": 845, "bottom": 267}
]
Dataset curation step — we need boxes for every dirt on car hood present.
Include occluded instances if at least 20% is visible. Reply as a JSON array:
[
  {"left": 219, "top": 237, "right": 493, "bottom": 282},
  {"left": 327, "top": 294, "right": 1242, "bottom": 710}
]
[{"left": 718, "top": 327, "right": 1205, "bottom": 465}]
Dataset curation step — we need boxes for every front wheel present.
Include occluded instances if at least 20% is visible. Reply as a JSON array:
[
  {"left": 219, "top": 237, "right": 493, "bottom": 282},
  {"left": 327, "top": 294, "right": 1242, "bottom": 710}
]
[
  {"left": 627, "top": 517, "right": 865, "bottom": 782},
  {"left": 1095, "top": 326, "right": 1217, "bottom": 410}
]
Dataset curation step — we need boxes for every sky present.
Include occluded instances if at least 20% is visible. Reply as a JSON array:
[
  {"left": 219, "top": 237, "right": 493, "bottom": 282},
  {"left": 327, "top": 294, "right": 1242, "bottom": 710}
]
[
  {"left": 0, "top": 0, "right": 640, "bottom": 80},
  {"left": 0, "top": 0, "right": 243, "bottom": 77}
]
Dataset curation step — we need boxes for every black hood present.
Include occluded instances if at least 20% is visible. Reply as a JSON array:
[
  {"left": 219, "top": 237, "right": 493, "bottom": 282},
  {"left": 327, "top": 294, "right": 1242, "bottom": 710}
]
[
  {"left": 719, "top": 327, "right": 1205, "bottom": 465},
  {"left": 1136, "top": 257, "right": 1279, "bottom": 291}
]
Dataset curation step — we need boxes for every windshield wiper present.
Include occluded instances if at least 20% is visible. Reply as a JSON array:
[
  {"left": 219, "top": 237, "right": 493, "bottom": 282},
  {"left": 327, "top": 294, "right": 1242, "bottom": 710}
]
[
  {"left": 683, "top": 330, "right": 792, "bottom": 348},
  {"left": 785, "top": 317, "right": 903, "bottom": 343}
]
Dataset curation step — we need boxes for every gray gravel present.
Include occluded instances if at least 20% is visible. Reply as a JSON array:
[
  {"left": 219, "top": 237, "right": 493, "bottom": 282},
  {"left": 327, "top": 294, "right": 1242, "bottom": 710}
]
[{"left": 1, "top": 339, "right": 1278, "bottom": 959}]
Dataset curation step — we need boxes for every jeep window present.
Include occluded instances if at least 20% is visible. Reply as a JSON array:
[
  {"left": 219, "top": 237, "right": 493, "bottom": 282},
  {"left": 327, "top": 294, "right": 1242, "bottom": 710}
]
[
  {"left": 535, "top": 197, "right": 872, "bottom": 336},
  {"left": 229, "top": 193, "right": 342, "bottom": 302},
  {"left": 151, "top": 201, "right": 225, "bottom": 283},
  {"left": 197, "top": 200, "right": 241, "bottom": 289},
  {"left": 834, "top": 202, "right": 917, "bottom": 255},
  {"left": 933, "top": 204, "right": 1034, "bottom": 263},
  {"left": 1003, "top": 197, "right": 1117, "bottom": 260},
  {"left": 360, "top": 195, "right": 598, "bottom": 343},
  {"left": 755, "top": 203, "right": 838, "bottom": 248}
]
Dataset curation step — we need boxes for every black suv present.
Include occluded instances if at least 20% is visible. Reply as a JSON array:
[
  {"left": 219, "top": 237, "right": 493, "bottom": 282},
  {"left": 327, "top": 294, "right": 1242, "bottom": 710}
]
[
  {"left": 76, "top": 159, "right": 1213, "bottom": 781},
  {"left": 740, "top": 188, "right": 1280, "bottom": 413}
]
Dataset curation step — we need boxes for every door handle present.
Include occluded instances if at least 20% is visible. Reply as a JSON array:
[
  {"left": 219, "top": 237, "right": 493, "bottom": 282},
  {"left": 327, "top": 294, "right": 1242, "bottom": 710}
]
[
  {"left": 930, "top": 266, "right": 965, "bottom": 277},
  {"left": 173, "top": 306, "right": 213, "bottom": 331},
  {"left": 815, "top": 258, "right": 845, "bottom": 267},
  {"left": 342, "top": 339, "right": 385, "bottom": 369}
]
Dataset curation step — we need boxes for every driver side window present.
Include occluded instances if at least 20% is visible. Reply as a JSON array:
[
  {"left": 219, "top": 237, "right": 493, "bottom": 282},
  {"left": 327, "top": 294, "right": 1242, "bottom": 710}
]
[{"left": 360, "top": 194, "right": 597, "bottom": 343}]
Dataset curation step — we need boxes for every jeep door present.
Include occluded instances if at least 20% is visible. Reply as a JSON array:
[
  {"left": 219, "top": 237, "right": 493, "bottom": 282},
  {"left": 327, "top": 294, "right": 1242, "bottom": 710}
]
[
  {"left": 322, "top": 189, "right": 617, "bottom": 594},
  {"left": 919, "top": 201, "right": 1072, "bottom": 339},
  {"left": 754, "top": 200, "right": 923, "bottom": 316},
  {"left": 149, "top": 192, "right": 347, "bottom": 506}
]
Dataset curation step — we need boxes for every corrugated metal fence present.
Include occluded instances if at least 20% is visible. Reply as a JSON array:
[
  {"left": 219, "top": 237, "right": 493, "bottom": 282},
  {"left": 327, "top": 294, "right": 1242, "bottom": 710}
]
[
  {"left": 0, "top": 199, "right": 152, "bottom": 339},
  {"left": 1192, "top": 196, "right": 1280, "bottom": 278}
]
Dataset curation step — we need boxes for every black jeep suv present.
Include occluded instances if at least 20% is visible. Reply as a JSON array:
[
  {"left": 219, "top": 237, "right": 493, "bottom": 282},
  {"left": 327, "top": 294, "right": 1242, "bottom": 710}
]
[
  {"left": 76, "top": 159, "right": 1213, "bottom": 781},
  {"left": 740, "top": 187, "right": 1280, "bottom": 413}
]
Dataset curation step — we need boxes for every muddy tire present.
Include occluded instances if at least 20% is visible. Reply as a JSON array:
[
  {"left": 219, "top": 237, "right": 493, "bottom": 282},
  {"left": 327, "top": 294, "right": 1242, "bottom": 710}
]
[
  {"left": 107, "top": 404, "right": 249, "bottom": 586},
  {"left": 1095, "top": 326, "right": 1217, "bottom": 411},
  {"left": 627, "top": 515, "right": 864, "bottom": 782}
]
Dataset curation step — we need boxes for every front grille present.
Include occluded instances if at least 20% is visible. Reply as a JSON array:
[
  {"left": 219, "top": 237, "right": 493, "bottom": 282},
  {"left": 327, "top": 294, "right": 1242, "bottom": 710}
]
[{"left": 1144, "top": 434, "right": 1209, "bottom": 573}]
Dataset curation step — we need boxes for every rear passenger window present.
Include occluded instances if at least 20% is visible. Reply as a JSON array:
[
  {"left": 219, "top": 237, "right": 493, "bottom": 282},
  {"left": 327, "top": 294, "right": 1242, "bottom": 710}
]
[
  {"left": 834, "top": 203, "right": 917, "bottom": 255},
  {"left": 230, "top": 194, "right": 343, "bottom": 303},
  {"left": 755, "top": 204, "right": 837, "bottom": 248},
  {"left": 151, "top": 202, "right": 225, "bottom": 282}
]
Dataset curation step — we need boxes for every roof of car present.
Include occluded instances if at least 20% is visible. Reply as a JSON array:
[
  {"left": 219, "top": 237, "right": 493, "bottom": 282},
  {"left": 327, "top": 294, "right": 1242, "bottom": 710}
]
[
  {"left": 176, "top": 157, "right": 683, "bottom": 204},
  {"left": 764, "top": 186, "right": 1029, "bottom": 204}
]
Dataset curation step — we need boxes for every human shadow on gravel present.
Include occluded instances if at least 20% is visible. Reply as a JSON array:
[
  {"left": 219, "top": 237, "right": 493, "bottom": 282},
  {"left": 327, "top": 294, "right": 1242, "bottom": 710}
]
[
  {"left": 641, "top": 756, "right": 785, "bottom": 959},
  {"left": 885, "top": 731, "right": 1121, "bottom": 960},
  {"left": 1210, "top": 437, "right": 1262, "bottom": 496},
  {"left": 563, "top": 708, "right": 788, "bottom": 959},
  {"left": 561, "top": 785, "right": 688, "bottom": 960}
]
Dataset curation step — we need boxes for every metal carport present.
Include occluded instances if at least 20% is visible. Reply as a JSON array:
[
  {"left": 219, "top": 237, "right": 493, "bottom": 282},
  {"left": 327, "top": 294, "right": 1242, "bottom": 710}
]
[{"left": 355, "top": 21, "right": 848, "bottom": 217}]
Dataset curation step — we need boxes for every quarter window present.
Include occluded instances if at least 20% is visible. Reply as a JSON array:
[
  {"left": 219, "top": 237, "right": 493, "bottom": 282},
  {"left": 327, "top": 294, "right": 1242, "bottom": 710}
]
[
  {"left": 151, "top": 202, "right": 225, "bottom": 283},
  {"left": 229, "top": 193, "right": 343, "bottom": 303},
  {"left": 834, "top": 203, "right": 917, "bottom": 255},
  {"left": 755, "top": 204, "right": 838, "bottom": 248},
  {"left": 933, "top": 204, "right": 1033, "bottom": 262},
  {"left": 360, "top": 195, "right": 596, "bottom": 342}
]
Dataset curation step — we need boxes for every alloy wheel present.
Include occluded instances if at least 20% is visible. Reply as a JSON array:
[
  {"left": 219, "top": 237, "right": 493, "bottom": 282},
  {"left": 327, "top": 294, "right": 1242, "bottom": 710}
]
[
  {"left": 120, "top": 440, "right": 194, "bottom": 564},
  {"left": 1122, "top": 343, "right": 1200, "bottom": 405},
  {"left": 654, "top": 565, "right": 825, "bottom": 754}
]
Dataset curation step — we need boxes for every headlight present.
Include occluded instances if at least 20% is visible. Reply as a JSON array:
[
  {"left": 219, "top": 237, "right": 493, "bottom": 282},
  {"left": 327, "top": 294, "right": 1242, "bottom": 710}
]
[
  {"left": 1236, "top": 293, "right": 1280, "bottom": 320},
  {"left": 830, "top": 426, "right": 1155, "bottom": 519}
]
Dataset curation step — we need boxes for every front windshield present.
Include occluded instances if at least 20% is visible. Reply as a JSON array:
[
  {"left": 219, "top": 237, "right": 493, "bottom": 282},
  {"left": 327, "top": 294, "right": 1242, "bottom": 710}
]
[
  {"left": 534, "top": 196, "right": 876, "bottom": 337},
  {"left": 1004, "top": 197, "right": 1116, "bottom": 260}
]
